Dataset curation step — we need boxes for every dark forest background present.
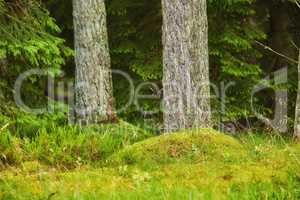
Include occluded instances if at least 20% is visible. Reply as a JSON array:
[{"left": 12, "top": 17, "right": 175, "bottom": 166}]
[{"left": 1, "top": 0, "right": 300, "bottom": 133}]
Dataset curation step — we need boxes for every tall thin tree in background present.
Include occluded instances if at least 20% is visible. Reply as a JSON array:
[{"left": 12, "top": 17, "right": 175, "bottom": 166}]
[
  {"left": 73, "top": 0, "right": 115, "bottom": 125},
  {"left": 162, "top": 0, "right": 211, "bottom": 132},
  {"left": 294, "top": 51, "right": 300, "bottom": 139},
  {"left": 293, "top": 1, "right": 300, "bottom": 139}
]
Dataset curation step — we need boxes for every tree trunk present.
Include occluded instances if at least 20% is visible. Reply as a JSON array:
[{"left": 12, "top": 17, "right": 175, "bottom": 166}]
[
  {"left": 294, "top": 51, "right": 300, "bottom": 139},
  {"left": 0, "top": 59, "right": 7, "bottom": 99},
  {"left": 73, "top": 0, "right": 115, "bottom": 125},
  {"left": 162, "top": 0, "right": 211, "bottom": 132},
  {"left": 267, "top": 1, "right": 296, "bottom": 72}
]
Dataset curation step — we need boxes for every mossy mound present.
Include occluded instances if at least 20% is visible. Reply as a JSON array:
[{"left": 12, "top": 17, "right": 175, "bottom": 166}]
[
  {"left": 111, "top": 129, "right": 246, "bottom": 166},
  {"left": 2, "top": 128, "right": 300, "bottom": 199}
]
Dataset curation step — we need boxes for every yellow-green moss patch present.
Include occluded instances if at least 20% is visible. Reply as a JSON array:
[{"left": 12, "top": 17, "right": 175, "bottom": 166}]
[{"left": 111, "top": 129, "right": 246, "bottom": 166}]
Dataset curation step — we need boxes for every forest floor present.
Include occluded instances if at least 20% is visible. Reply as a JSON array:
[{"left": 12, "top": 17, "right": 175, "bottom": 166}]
[{"left": 0, "top": 123, "right": 300, "bottom": 200}]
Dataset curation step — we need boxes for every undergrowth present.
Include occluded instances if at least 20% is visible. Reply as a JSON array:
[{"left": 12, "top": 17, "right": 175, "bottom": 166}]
[
  {"left": 0, "top": 108, "right": 153, "bottom": 169},
  {"left": 0, "top": 108, "right": 300, "bottom": 199}
]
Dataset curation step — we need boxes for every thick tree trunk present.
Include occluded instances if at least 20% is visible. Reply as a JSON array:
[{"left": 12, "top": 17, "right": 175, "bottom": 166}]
[
  {"left": 294, "top": 51, "right": 300, "bottom": 139},
  {"left": 73, "top": 0, "right": 115, "bottom": 125},
  {"left": 162, "top": 0, "right": 211, "bottom": 132}
]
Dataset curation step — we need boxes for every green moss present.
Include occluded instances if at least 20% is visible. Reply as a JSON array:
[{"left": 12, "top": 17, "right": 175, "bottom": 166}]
[
  {"left": 111, "top": 129, "right": 246, "bottom": 167},
  {"left": 1, "top": 127, "right": 300, "bottom": 199},
  {"left": 1, "top": 160, "right": 299, "bottom": 200}
]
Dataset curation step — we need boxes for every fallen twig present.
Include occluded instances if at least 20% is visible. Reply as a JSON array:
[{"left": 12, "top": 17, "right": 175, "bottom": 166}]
[{"left": 0, "top": 123, "right": 10, "bottom": 133}]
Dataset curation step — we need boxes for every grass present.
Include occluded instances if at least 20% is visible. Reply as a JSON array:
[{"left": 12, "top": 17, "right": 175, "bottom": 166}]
[
  {"left": 1, "top": 113, "right": 300, "bottom": 199},
  {"left": 0, "top": 121, "right": 152, "bottom": 169}
]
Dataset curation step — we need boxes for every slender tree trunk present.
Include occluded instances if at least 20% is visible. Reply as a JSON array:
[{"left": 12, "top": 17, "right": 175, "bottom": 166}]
[
  {"left": 0, "top": 59, "right": 7, "bottom": 99},
  {"left": 73, "top": 0, "right": 115, "bottom": 125},
  {"left": 294, "top": 51, "right": 300, "bottom": 139},
  {"left": 267, "top": 1, "right": 296, "bottom": 72},
  {"left": 162, "top": 0, "right": 211, "bottom": 132}
]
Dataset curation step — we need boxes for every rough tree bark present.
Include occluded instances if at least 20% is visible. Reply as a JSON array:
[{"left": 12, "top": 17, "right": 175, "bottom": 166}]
[
  {"left": 73, "top": 0, "right": 115, "bottom": 125},
  {"left": 162, "top": 0, "right": 211, "bottom": 132},
  {"left": 294, "top": 51, "right": 300, "bottom": 139}
]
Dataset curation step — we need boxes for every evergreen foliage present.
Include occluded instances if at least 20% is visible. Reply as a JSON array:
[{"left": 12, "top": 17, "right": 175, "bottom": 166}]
[{"left": 0, "top": 0, "right": 72, "bottom": 102}]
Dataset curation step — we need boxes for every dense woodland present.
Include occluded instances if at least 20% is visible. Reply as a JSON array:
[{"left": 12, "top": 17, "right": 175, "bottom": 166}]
[
  {"left": 1, "top": 0, "right": 300, "bottom": 132},
  {"left": 1, "top": 0, "right": 300, "bottom": 199}
]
